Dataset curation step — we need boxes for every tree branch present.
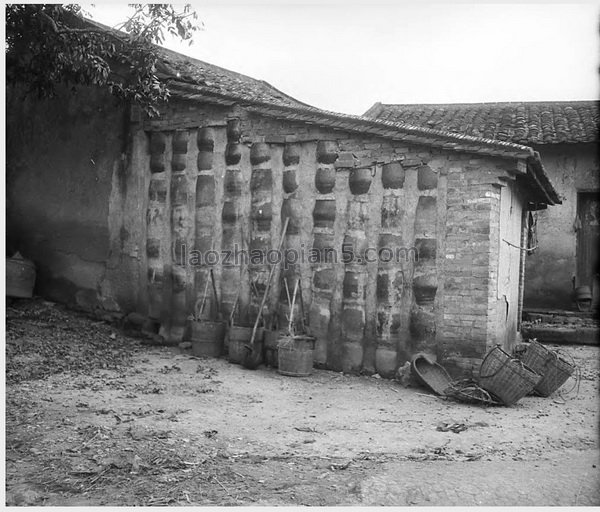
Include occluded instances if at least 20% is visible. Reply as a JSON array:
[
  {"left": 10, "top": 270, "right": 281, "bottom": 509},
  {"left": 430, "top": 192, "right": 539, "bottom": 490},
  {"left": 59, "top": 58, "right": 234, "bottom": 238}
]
[{"left": 37, "top": 10, "right": 129, "bottom": 45}]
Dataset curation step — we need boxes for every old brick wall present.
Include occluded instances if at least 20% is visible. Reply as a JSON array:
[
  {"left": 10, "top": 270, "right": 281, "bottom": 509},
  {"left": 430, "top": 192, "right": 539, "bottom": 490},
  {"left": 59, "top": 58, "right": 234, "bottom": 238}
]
[{"left": 136, "top": 99, "right": 526, "bottom": 376}]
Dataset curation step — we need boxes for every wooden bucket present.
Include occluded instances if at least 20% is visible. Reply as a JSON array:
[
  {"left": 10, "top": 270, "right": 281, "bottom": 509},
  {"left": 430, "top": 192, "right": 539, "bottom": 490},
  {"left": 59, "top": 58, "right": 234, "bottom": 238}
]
[
  {"left": 188, "top": 320, "right": 226, "bottom": 358},
  {"left": 277, "top": 334, "right": 315, "bottom": 377},
  {"left": 228, "top": 325, "right": 263, "bottom": 364}
]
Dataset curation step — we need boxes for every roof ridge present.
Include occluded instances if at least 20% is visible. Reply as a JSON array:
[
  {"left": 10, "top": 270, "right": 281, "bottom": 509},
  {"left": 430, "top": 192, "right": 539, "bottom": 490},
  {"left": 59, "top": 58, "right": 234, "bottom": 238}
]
[{"left": 376, "top": 100, "right": 599, "bottom": 108}]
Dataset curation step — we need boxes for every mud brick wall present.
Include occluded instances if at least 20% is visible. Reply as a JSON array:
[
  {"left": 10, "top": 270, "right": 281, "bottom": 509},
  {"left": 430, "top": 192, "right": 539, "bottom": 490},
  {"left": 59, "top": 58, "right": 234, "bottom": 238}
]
[
  {"left": 136, "top": 100, "right": 528, "bottom": 377},
  {"left": 6, "top": 85, "right": 130, "bottom": 311},
  {"left": 522, "top": 143, "right": 599, "bottom": 309}
]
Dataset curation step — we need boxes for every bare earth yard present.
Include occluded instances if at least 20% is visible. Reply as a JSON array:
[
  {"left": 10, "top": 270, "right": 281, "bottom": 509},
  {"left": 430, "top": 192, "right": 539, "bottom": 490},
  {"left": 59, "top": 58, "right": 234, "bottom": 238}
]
[{"left": 5, "top": 299, "right": 600, "bottom": 506}]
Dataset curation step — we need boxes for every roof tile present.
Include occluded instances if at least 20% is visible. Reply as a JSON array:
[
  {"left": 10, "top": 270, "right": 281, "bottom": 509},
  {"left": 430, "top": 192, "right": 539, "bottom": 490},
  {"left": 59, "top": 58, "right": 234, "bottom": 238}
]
[{"left": 364, "top": 101, "right": 599, "bottom": 144}]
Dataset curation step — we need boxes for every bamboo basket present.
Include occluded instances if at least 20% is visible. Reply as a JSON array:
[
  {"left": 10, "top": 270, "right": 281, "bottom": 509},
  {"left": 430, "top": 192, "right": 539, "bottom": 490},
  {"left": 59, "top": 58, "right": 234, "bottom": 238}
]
[
  {"left": 411, "top": 353, "right": 453, "bottom": 395},
  {"left": 520, "top": 341, "right": 575, "bottom": 397},
  {"left": 478, "top": 346, "right": 541, "bottom": 406}
]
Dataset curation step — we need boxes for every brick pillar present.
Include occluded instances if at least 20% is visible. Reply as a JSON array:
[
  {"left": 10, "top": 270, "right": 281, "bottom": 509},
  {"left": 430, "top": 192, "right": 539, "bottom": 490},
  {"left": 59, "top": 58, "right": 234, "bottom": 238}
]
[
  {"left": 221, "top": 119, "right": 246, "bottom": 324},
  {"left": 164, "top": 130, "right": 193, "bottom": 342},
  {"left": 440, "top": 163, "right": 496, "bottom": 377},
  {"left": 280, "top": 143, "right": 303, "bottom": 333},
  {"left": 375, "top": 161, "right": 406, "bottom": 377},
  {"left": 194, "top": 127, "right": 217, "bottom": 321},
  {"left": 146, "top": 132, "right": 168, "bottom": 325},
  {"left": 248, "top": 142, "right": 273, "bottom": 321},
  {"left": 410, "top": 165, "right": 439, "bottom": 355},
  {"left": 310, "top": 141, "right": 338, "bottom": 365},
  {"left": 340, "top": 166, "right": 373, "bottom": 373}
]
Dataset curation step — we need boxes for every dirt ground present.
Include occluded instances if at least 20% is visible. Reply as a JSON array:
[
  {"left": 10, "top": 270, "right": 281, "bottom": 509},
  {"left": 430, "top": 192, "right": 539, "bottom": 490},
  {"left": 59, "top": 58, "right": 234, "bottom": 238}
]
[{"left": 5, "top": 299, "right": 600, "bottom": 506}]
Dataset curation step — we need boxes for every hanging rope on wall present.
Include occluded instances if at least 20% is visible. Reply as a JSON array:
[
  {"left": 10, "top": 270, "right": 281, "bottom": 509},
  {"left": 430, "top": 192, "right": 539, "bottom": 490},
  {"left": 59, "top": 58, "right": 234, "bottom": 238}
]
[
  {"left": 503, "top": 210, "right": 539, "bottom": 252},
  {"left": 526, "top": 211, "right": 538, "bottom": 255}
]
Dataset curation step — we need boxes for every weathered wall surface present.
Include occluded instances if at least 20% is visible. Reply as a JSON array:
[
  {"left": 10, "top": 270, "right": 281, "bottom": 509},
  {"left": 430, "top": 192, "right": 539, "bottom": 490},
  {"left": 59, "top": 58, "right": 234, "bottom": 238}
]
[
  {"left": 139, "top": 100, "right": 527, "bottom": 377},
  {"left": 6, "top": 86, "right": 131, "bottom": 310},
  {"left": 7, "top": 86, "right": 533, "bottom": 376},
  {"left": 524, "top": 143, "right": 599, "bottom": 309}
]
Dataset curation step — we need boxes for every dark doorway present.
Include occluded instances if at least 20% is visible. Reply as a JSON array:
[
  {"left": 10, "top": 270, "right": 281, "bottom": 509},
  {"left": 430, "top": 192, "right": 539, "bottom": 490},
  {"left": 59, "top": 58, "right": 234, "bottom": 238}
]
[{"left": 576, "top": 191, "right": 600, "bottom": 307}]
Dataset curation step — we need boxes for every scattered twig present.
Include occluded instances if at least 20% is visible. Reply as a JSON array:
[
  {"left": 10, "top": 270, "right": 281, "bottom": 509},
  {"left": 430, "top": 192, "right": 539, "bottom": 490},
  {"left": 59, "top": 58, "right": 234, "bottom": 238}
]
[
  {"left": 415, "top": 392, "right": 439, "bottom": 399},
  {"left": 213, "top": 476, "right": 232, "bottom": 496}
]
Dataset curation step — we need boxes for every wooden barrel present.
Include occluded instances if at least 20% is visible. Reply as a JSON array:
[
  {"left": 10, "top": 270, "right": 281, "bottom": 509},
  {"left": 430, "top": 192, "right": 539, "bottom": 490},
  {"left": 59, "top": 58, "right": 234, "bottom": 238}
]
[
  {"left": 188, "top": 320, "right": 226, "bottom": 358},
  {"left": 277, "top": 335, "right": 315, "bottom": 376},
  {"left": 228, "top": 325, "right": 264, "bottom": 364}
]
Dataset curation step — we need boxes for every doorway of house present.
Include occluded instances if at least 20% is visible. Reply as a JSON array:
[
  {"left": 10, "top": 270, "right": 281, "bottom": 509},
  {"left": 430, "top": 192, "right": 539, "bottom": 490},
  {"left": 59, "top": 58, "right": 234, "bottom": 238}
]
[{"left": 576, "top": 191, "right": 600, "bottom": 309}]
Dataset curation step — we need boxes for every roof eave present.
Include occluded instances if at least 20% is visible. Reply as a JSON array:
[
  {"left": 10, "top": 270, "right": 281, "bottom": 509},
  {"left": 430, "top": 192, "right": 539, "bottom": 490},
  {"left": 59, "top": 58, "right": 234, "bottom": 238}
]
[{"left": 525, "top": 151, "right": 562, "bottom": 207}]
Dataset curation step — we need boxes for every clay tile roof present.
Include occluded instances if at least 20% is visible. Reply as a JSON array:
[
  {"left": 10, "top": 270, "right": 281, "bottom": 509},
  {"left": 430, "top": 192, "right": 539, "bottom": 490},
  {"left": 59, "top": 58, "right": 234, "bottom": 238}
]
[
  {"left": 363, "top": 101, "right": 599, "bottom": 145},
  {"left": 77, "top": 16, "right": 561, "bottom": 206},
  {"left": 155, "top": 47, "right": 312, "bottom": 111}
]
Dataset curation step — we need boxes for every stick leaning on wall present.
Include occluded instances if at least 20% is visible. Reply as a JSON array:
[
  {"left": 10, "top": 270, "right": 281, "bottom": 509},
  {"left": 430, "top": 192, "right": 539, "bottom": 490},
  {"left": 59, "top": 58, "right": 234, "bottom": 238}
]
[{"left": 242, "top": 217, "right": 290, "bottom": 369}]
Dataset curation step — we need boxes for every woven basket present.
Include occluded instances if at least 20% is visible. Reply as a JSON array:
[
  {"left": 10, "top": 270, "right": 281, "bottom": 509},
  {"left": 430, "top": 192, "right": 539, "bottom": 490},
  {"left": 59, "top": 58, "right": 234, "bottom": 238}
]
[
  {"left": 520, "top": 341, "right": 575, "bottom": 397},
  {"left": 277, "top": 334, "right": 315, "bottom": 377},
  {"left": 411, "top": 353, "right": 453, "bottom": 395},
  {"left": 443, "top": 379, "right": 501, "bottom": 406},
  {"left": 479, "top": 346, "right": 541, "bottom": 405}
]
